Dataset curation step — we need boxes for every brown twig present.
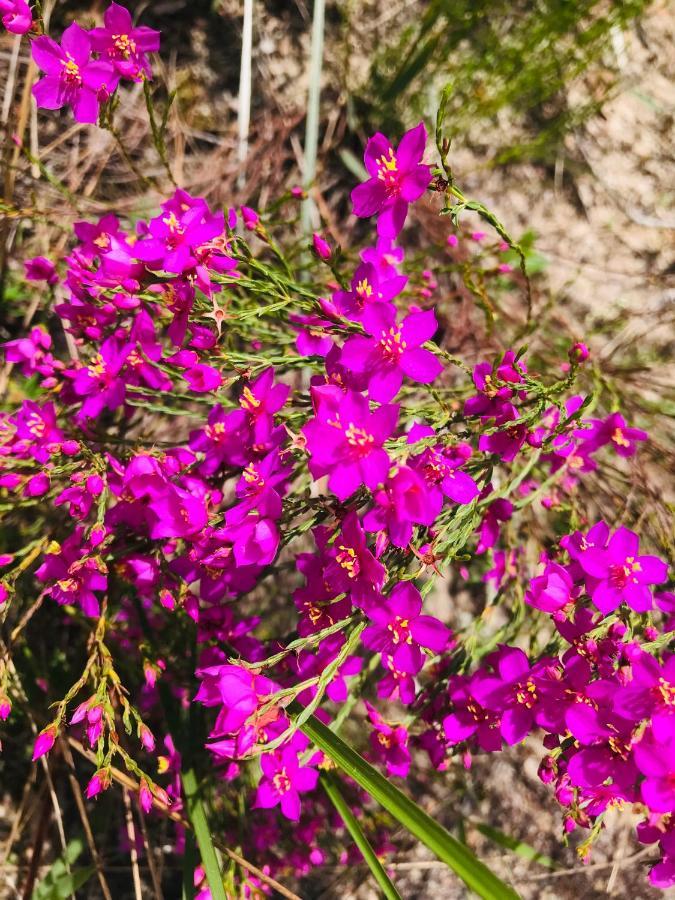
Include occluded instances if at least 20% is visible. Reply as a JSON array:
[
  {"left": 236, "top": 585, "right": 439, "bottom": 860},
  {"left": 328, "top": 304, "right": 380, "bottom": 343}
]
[
  {"left": 67, "top": 737, "right": 302, "bottom": 900},
  {"left": 59, "top": 738, "right": 114, "bottom": 900}
]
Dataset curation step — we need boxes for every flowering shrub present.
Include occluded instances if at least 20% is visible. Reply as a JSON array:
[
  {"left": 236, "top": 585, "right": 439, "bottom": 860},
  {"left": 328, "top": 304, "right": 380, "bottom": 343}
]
[{"left": 0, "top": 5, "right": 672, "bottom": 898}]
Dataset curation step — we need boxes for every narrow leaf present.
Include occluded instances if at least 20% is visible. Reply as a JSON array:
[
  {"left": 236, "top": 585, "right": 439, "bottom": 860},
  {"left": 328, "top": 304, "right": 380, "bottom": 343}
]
[
  {"left": 296, "top": 708, "right": 519, "bottom": 900},
  {"left": 182, "top": 767, "right": 227, "bottom": 900},
  {"left": 321, "top": 771, "right": 403, "bottom": 900},
  {"left": 472, "top": 822, "right": 558, "bottom": 870}
]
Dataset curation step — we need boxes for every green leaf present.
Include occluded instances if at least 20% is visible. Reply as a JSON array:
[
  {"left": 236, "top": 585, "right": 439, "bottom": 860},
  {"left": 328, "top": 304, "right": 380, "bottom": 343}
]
[
  {"left": 472, "top": 822, "right": 558, "bottom": 870},
  {"left": 32, "top": 836, "right": 94, "bottom": 900},
  {"left": 321, "top": 771, "right": 403, "bottom": 900},
  {"left": 295, "top": 708, "right": 519, "bottom": 899},
  {"left": 182, "top": 767, "right": 227, "bottom": 900}
]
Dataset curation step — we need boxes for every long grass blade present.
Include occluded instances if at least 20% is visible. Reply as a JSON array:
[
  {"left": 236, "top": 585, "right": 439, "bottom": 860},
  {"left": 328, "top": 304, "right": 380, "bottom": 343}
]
[
  {"left": 237, "top": 0, "right": 254, "bottom": 190},
  {"left": 471, "top": 822, "right": 558, "bottom": 870},
  {"left": 296, "top": 709, "right": 519, "bottom": 899},
  {"left": 301, "top": 0, "right": 326, "bottom": 233},
  {"left": 181, "top": 768, "right": 227, "bottom": 900},
  {"left": 321, "top": 771, "right": 403, "bottom": 900}
]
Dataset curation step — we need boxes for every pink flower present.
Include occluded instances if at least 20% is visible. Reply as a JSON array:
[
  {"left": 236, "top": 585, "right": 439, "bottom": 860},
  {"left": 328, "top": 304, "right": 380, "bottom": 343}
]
[
  {"left": 362, "top": 581, "right": 450, "bottom": 674},
  {"left": 351, "top": 122, "right": 431, "bottom": 238},
  {"left": 32, "top": 23, "right": 119, "bottom": 124},
  {"left": 90, "top": 2, "right": 160, "bottom": 81},
  {"left": 302, "top": 388, "right": 397, "bottom": 501},
  {"left": 580, "top": 525, "right": 668, "bottom": 614},
  {"left": 24, "top": 256, "right": 58, "bottom": 285},
  {"left": 340, "top": 305, "right": 442, "bottom": 403},
  {"left": 0, "top": 0, "right": 31, "bottom": 35},
  {"left": 254, "top": 747, "right": 319, "bottom": 821}
]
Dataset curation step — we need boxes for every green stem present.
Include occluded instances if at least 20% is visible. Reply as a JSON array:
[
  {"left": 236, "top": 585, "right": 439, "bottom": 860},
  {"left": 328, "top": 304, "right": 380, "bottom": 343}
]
[
  {"left": 181, "top": 768, "right": 226, "bottom": 900},
  {"left": 321, "top": 771, "right": 403, "bottom": 900}
]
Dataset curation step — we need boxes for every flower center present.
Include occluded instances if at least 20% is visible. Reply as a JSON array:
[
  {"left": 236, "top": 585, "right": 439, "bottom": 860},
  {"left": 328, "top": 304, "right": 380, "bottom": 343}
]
[
  {"left": 272, "top": 768, "right": 291, "bottom": 794},
  {"left": 376, "top": 148, "right": 400, "bottom": 195},
  {"left": 336, "top": 545, "right": 359, "bottom": 578},
  {"left": 379, "top": 326, "right": 406, "bottom": 362},
  {"left": 112, "top": 33, "right": 137, "bottom": 58},
  {"left": 515, "top": 680, "right": 538, "bottom": 707},
  {"left": 240, "top": 386, "right": 260, "bottom": 413},
  {"left": 612, "top": 427, "right": 630, "bottom": 448},
  {"left": 655, "top": 678, "right": 675, "bottom": 707},
  {"left": 344, "top": 422, "right": 374, "bottom": 456},
  {"left": 608, "top": 557, "right": 640, "bottom": 589},
  {"left": 61, "top": 57, "right": 82, "bottom": 87},
  {"left": 205, "top": 421, "right": 226, "bottom": 440},
  {"left": 387, "top": 616, "right": 411, "bottom": 644}
]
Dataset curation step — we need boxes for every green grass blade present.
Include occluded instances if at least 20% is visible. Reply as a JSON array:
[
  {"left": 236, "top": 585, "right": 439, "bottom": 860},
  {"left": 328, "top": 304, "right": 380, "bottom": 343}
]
[
  {"left": 296, "top": 709, "right": 519, "bottom": 899},
  {"left": 301, "top": 0, "right": 326, "bottom": 233},
  {"left": 321, "top": 771, "right": 403, "bottom": 900},
  {"left": 181, "top": 768, "right": 227, "bottom": 900},
  {"left": 472, "top": 822, "right": 558, "bottom": 870}
]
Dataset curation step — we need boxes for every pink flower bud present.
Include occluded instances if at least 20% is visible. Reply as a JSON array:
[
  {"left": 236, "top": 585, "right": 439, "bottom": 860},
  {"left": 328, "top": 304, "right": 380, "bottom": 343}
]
[
  {"left": 24, "top": 256, "right": 58, "bottom": 286},
  {"left": 139, "top": 778, "right": 153, "bottom": 813},
  {"left": 140, "top": 725, "right": 155, "bottom": 752},
  {"left": 85, "top": 772, "right": 107, "bottom": 799},
  {"left": 32, "top": 726, "right": 56, "bottom": 761},
  {"left": 0, "top": 583, "right": 8, "bottom": 606},
  {"left": 312, "top": 232, "right": 331, "bottom": 260},
  {"left": 0, "top": 698, "right": 11, "bottom": 721},
  {"left": 159, "top": 589, "right": 176, "bottom": 610},
  {"left": 446, "top": 234, "right": 458, "bottom": 248},
  {"left": 240, "top": 206, "right": 259, "bottom": 230},
  {"left": 568, "top": 341, "right": 589, "bottom": 364}
]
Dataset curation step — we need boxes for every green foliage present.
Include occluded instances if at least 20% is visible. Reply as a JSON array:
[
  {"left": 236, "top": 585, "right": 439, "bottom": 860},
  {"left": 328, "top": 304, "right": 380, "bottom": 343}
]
[
  {"left": 297, "top": 708, "right": 520, "bottom": 899},
  {"left": 31, "top": 837, "right": 94, "bottom": 900},
  {"left": 354, "top": 0, "right": 650, "bottom": 162}
]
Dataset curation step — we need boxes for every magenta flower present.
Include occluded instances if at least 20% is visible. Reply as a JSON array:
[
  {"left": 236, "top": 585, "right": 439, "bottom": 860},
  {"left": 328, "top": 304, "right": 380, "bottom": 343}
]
[
  {"left": 470, "top": 646, "right": 542, "bottom": 745},
  {"left": 312, "top": 232, "right": 331, "bottom": 260},
  {"left": 90, "top": 3, "right": 160, "bottom": 80},
  {"left": 363, "top": 464, "right": 441, "bottom": 548},
  {"left": 135, "top": 194, "right": 224, "bottom": 275},
  {"left": 366, "top": 702, "right": 411, "bottom": 778},
  {"left": 332, "top": 261, "right": 407, "bottom": 322},
  {"left": 32, "top": 23, "right": 118, "bottom": 124},
  {"left": 340, "top": 305, "right": 442, "bottom": 403},
  {"left": 322, "top": 511, "right": 387, "bottom": 607},
  {"left": 634, "top": 730, "right": 675, "bottom": 813},
  {"left": 0, "top": 0, "right": 31, "bottom": 35},
  {"left": 254, "top": 748, "right": 319, "bottom": 821},
  {"left": 576, "top": 411, "right": 647, "bottom": 458},
  {"left": 303, "top": 388, "right": 398, "bottom": 501},
  {"left": 581, "top": 526, "right": 668, "bottom": 614},
  {"left": 362, "top": 582, "right": 450, "bottom": 674},
  {"left": 408, "top": 426, "right": 479, "bottom": 506},
  {"left": 195, "top": 663, "right": 277, "bottom": 736},
  {"left": 24, "top": 256, "right": 58, "bottom": 285},
  {"left": 443, "top": 674, "right": 503, "bottom": 752},
  {"left": 525, "top": 562, "right": 577, "bottom": 614},
  {"left": 351, "top": 123, "right": 432, "bottom": 238}
]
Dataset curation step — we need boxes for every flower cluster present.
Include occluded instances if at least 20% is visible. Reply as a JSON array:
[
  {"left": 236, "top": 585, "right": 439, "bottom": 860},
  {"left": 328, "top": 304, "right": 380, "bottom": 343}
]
[
  {"left": 0, "top": 38, "right": 671, "bottom": 893},
  {"left": 436, "top": 524, "right": 671, "bottom": 887},
  {"left": 28, "top": 4, "right": 160, "bottom": 123}
]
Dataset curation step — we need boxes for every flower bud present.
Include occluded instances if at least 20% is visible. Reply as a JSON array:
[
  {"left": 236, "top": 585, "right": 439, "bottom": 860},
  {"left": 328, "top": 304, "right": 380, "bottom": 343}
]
[
  {"left": 312, "top": 232, "right": 332, "bottom": 260},
  {"left": 569, "top": 341, "right": 589, "bottom": 364},
  {"left": 32, "top": 726, "right": 57, "bottom": 761}
]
